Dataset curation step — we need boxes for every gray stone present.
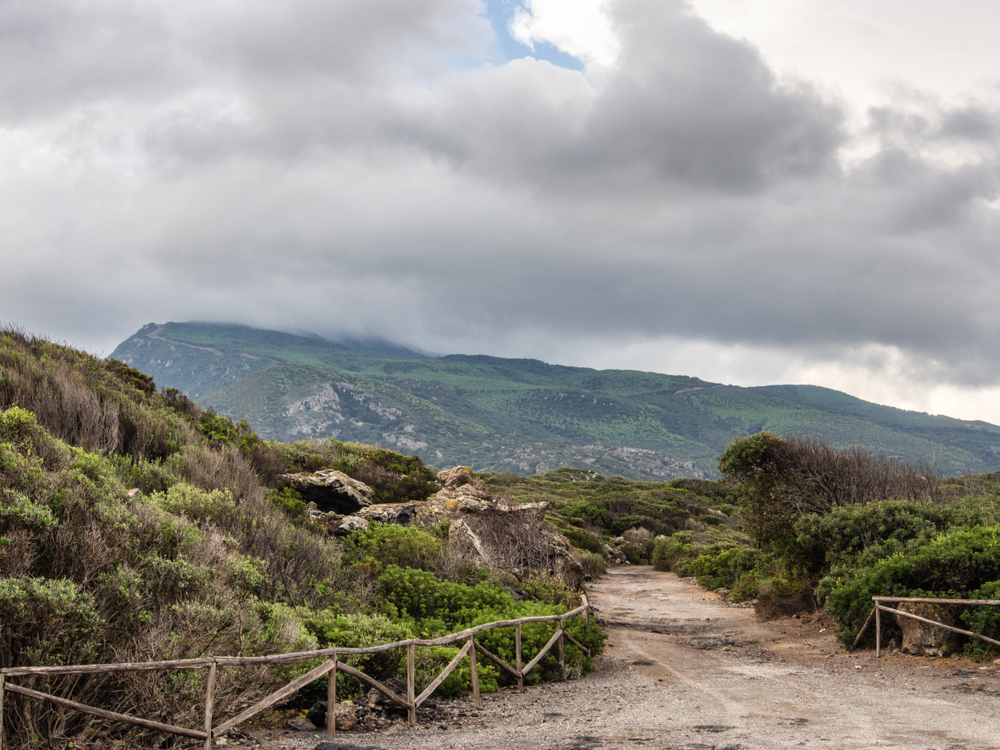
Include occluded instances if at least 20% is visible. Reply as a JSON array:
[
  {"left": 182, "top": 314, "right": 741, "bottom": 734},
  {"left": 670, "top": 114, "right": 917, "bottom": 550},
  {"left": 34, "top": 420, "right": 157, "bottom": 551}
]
[
  {"left": 894, "top": 602, "right": 961, "bottom": 656},
  {"left": 281, "top": 470, "right": 374, "bottom": 514},
  {"left": 367, "top": 679, "right": 408, "bottom": 714},
  {"left": 333, "top": 515, "right": 369, "bottom": 537},
  {"left": 357, "top": 503, "right": 416, "bottom": 526}
]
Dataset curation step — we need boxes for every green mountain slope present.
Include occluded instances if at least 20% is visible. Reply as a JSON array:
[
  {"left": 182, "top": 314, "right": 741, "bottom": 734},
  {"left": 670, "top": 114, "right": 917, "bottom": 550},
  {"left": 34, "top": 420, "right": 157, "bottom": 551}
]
[{"left": 111, "top": 322, "right": 1000, "bottom": 478}]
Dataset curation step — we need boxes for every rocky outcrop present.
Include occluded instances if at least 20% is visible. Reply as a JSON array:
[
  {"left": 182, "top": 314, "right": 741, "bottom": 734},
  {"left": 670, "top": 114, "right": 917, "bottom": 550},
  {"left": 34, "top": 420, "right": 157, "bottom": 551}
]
[
  {"left": 436, "top": 466, "right": 476, "bottom": 489},
  {"left": 429, "top": 468, "right": 583, "bottom": 587},
  {"left": 290, "top": 465, "right": 586, "bottom": 587},
  {"left": 893, "top": 602, "right": 961, "bottom": 656},
  {"left": 281, "top": 469, "right": 374, "bottom": 514}
]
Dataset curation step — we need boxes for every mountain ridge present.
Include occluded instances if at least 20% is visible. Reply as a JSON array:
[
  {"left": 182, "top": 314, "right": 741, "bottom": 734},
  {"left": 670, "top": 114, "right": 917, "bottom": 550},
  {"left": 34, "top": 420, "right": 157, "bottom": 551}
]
[{"left": 111, "top": 322, "right": 1000, "bottom": 479}]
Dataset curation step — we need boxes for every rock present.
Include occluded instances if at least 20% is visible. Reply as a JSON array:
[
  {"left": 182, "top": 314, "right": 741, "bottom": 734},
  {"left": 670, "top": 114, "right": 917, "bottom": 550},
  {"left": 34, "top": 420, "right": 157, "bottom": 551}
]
[
  {"left": 307, "top": 700, "right": 358, "bottom": 731},
  {"left": 894, "top": 602, "right": 961, "bottom": 656},
  {"left": 367, "top": 679, "right": 408, "bottom": 714},
  {"left": 335, "top": 701, "right": 358, "bottom": 731},
  {"left": 313, "top": 744, "right": 386, "bottom": 750},
  {"left": 357, "top": 503, "right": 416, "bottom": 526},
  {"left": 285, "top": 715, "right": 318, "bottom": 732},
  {"left": 437, "top": 466, "right": 475, "bottom": 489},
  {"left": 333, "top": 515, "right": 369, "bottom": 537},
  {"left": 281, "top": 470, "right": 374, "bottom": 514},
  {"left": 448, "top": 518, "right": 490, "bottom": 566}
]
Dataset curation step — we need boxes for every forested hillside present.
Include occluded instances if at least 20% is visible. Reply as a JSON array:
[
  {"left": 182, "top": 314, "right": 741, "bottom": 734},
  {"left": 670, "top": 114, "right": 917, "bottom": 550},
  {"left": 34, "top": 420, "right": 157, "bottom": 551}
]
[{"left": 112, "top": 322, "right": 1000, "bottom": 478}]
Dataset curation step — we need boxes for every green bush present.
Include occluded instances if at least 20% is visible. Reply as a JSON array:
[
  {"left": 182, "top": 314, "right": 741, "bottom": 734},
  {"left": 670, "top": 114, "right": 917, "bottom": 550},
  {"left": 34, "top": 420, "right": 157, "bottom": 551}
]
[
  {"left": 300, "top": 611, "right": 412, "bottom": 691},
  {"left": 562, "top": 525, "right": 604, "bottom": 555},
  {"left": 341, "top": 523, "right": 442, "bottom": 572},
  {"left": 794, "top": 501, "right": 948, "bottom": 575},
  {"left": 685, "top": 545, "right": 766, "bottom": 600},
  {"left": 650, "top": 531, "right": 696, "bottom": 572},
  {"left": 820, "top": 526, "right": 1000, "bottom": 646}
]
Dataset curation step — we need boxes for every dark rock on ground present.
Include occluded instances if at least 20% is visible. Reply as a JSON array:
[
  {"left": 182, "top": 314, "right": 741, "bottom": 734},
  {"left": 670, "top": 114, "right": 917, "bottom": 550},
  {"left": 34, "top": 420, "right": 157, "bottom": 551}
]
[
  {"left": 367, "top": 678, "right": 409, "bottom": 715},
  {"left": 307, "top": 700, "right": 358, "bottom": 730},
  {"left": 285, "top": 716, "right": 318, "bottom": 732}
]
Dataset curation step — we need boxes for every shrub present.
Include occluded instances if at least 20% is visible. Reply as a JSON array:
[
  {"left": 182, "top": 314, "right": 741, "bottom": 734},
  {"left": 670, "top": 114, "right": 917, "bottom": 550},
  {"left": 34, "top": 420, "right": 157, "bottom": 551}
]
[
  {"left": 341, "top": 523, "right": 442, "bottom": 572},
  {"left": 620, "top": 527, "right": 654, "bottom": 564},
  {"left": 719, "top": 432, "right": 941, "bottom": 551},
  {"left": 794, "top": 501, "right": 948, "bottom": 575},
  {"left": 577, "top": 550, "right": 607, "bottom": 579},
  {"left": 819, "top": 526, "right": 1000, "bottom": 647},
  {"left": 651, "top": 531, "right": 696, "bottom": 572},
  {"left": 299, "top": 611, "right": 413, "bottom": 698}
]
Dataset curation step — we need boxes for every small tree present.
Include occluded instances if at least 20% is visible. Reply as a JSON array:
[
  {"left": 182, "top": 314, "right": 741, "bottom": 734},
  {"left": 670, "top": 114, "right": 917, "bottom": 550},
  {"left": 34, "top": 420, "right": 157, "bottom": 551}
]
[{"left": 719, "top": 432, "right": 941, "bottom": 551}]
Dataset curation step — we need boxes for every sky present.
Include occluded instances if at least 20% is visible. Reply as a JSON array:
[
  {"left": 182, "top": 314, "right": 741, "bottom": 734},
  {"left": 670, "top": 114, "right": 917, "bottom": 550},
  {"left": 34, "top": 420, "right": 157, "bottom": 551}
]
[{"left": 2, "top": 0, "right": 1000, "bottom": 422}]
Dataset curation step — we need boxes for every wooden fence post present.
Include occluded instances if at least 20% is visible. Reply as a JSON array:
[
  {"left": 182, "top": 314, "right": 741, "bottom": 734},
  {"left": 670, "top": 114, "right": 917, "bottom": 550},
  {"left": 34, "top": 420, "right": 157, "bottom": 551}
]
[
  {"left": 583, "top": 594, "right": 590, "bottom": 630},
  {"left": 203, "top": 660, "right": 217, "bottom": 750},
  {"left": 1, "top": 671, "right": 6, "bottom": 750},
  {"left": 327, "top": 654, "right": 336, "bottom": 742},
  {"left": 407, "top": 643, "right": 416, "bottom": 727},
  {"left": 557, "top": 621, "right": 565, "bottom": 680},
  {"left": 515, "top": 623, "right": 523, "bottom": 691},
  {"left": 875, "top": 606, "right": 882, "bottom": 658},
  {"left": 468, "top": 636, "right": 481, "bottom": 708}
]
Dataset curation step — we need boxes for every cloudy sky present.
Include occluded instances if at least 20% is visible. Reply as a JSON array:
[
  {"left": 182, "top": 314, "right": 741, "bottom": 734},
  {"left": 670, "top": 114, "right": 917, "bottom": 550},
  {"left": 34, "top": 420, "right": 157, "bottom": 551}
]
[{"left": 3, "top": 0, "right": 1000, "bottom": 422}]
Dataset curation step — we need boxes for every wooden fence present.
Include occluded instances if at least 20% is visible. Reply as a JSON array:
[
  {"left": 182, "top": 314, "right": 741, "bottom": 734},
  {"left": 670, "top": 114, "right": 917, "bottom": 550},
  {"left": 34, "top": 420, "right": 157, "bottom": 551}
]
[
  {"left": 851, "top": 596, "right": 1000, "bottom": 656},
  {"left": 0, "top": 595, "right": 591, "bottom": 749}
]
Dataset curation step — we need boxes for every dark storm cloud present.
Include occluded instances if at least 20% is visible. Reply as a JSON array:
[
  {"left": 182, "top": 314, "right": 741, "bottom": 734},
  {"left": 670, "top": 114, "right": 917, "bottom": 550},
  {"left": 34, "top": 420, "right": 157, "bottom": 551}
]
[{"left": 2, "top": 0, "right": 1000, "bottom": 396}]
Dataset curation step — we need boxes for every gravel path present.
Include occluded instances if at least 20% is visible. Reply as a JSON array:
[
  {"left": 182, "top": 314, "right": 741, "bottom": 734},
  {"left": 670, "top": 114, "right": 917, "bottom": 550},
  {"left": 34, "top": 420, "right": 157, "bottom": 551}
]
[{"left": 237, "top": 567, "right": 1000, "bottom": 750}]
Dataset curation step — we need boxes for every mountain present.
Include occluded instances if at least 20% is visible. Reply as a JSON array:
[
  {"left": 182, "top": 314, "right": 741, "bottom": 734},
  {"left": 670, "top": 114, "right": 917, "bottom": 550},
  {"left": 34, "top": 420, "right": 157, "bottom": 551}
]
[{"left": 111, "top": 322, "right": 1000, "bottom": 479}]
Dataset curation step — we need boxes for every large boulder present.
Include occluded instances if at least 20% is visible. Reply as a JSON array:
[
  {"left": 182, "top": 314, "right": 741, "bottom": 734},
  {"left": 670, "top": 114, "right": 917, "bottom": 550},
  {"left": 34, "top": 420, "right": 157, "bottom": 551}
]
[
  {"left": 282, "top": 470, "right": 374, "bottom": 514},
  {"left": 437, "top": 492, "right": 583, "bottom": 588},
  {"left": 436, "top": 466, "right": 475, "bottom": 489},
  {"left": 893, "top": 602, "right": 961, "bottom": 656}
]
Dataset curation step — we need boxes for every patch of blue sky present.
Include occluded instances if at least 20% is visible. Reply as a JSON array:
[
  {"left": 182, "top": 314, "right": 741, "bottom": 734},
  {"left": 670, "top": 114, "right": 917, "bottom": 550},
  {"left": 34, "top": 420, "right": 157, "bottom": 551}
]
[{"left": 480, "top": 0, "right": 586, "bottom": 72}]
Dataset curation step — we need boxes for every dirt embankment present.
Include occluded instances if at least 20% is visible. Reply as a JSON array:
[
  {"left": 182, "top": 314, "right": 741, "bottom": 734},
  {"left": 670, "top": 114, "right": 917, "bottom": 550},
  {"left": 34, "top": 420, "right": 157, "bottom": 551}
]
[{"left": 240, "top": 568, "right": 1000, "bottom": 750}]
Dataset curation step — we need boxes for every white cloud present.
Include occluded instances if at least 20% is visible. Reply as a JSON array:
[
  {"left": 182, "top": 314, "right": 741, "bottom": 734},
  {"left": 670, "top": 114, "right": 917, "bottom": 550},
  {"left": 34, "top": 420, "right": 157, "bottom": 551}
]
[{"left": 508, "top": 0, "right": 620, "bottom": 67}]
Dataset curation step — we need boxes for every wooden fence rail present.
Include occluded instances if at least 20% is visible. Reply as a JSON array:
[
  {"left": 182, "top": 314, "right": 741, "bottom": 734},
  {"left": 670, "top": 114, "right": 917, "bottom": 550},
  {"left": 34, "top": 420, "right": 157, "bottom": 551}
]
[
  {"left": 850, "top": 596, "right": 1000, "bottom": 657},
  {"left": 0, "top": 594, "right": 591, "bottom": 749}
]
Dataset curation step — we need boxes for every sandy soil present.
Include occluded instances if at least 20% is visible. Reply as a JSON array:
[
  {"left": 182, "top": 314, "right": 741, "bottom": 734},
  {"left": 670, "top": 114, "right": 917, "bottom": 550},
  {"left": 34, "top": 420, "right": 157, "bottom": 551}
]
[{"left": 231, "top": 567, "right": 1000, "bottom": 750}]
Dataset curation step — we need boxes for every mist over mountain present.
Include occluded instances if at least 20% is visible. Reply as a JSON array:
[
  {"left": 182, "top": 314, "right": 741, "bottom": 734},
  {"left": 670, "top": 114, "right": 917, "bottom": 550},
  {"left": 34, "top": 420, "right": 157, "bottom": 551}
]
[{"left": 112, "top": 322, "right": 1000, "bottom": 479}]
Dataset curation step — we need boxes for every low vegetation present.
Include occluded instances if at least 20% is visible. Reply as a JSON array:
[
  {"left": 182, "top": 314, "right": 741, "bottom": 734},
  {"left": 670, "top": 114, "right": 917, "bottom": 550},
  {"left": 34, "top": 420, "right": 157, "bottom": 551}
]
[
  {"left": 0, "top": 327, "right": 601, "bottom": 748},
  {"left": 482, "top": 468, "right": 740, "bottom": 576},
  {"left": 649, "top": 431, "right": 1000, "bottom": 656},
  {"left": 10, "top": 321, "right": 1000, "bottom": 746}
]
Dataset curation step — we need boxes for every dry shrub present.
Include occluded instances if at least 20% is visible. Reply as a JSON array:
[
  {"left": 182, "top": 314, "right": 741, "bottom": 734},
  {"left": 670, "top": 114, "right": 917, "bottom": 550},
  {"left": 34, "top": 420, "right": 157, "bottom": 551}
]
[
  {"left": 621, "top": 527, "right": 655, "bottom": 563},
  {"left": 0, "top": 326, "right": 196, "bottom": 462},
  {"left": 173, "top": 443, "right": 263, "bottom": 504},
  {"left": 466, "top": 511, "right": 554, "bottom": 574},
  {"left": 754, "top": 585, "right": 816, "bottom": 621}
]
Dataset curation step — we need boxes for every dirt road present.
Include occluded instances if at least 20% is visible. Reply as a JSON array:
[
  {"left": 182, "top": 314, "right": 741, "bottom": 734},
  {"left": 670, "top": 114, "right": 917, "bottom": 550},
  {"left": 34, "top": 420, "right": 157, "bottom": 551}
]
[{"left": 254, "top": 568, "right": 1000, "bottom": 750}]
